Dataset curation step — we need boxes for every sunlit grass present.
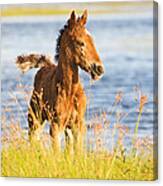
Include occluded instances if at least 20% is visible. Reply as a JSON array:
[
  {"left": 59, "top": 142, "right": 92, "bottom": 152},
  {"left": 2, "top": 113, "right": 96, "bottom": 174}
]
[{"left": 1, "top": 127, "right": 156, "bottom": 180}]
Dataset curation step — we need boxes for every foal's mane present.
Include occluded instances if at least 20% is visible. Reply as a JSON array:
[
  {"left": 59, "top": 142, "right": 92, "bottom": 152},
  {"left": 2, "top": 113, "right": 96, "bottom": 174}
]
[{"left": 55, "top": 21, "right": 69, "bottom": 61}]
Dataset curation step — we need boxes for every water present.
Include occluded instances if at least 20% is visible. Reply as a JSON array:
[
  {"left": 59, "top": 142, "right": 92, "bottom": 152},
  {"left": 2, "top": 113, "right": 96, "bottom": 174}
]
[{"left": 1, "top": 12, "right": 156, "bottom": 148}]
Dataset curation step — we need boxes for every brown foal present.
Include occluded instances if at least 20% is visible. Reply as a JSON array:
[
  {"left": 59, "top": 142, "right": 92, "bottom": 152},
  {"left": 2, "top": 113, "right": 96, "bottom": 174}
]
[{"left": 16, "top": 10, "right": 104, "bottom": 153}]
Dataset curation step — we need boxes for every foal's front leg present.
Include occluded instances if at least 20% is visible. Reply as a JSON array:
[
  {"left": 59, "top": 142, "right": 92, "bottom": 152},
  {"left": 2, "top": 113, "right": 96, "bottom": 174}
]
[
  {"left": 73, "top": 86, "right": 87, "bottom": 153},
  {"left": 72, "top": 121, "right": 85, "bottom": 153},
  {"left": 65, "top": 125, "right": 74, "bottom": 154},
  {"left": 50, "top": 123, "right": 61, "bottom": 153}
]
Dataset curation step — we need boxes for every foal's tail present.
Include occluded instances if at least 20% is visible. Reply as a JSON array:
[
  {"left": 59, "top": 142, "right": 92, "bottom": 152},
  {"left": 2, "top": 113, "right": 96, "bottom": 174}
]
[{"left": 16, "top": 54, "right": 53, "bottom": 73}]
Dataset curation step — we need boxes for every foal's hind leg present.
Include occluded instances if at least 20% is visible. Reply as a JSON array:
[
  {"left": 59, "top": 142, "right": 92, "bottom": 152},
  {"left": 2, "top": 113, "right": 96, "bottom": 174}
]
[
  {"left": 28, "top": 93, "right": 45, "bottom": 142},
  {"left": 28, "top": 109, "right": 45, "bottom": 142}
]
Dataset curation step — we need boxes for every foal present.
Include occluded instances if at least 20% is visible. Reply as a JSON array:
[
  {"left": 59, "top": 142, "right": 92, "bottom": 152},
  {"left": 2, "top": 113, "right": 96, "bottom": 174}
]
[{"left": 16, "top": 10, "right": 104, "bottom": 152}]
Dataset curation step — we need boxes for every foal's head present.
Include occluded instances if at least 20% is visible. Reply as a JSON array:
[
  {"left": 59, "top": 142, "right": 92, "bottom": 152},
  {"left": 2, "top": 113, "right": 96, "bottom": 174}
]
[{"left": 55, "top": 10, "right": 104, "bottom": 80}]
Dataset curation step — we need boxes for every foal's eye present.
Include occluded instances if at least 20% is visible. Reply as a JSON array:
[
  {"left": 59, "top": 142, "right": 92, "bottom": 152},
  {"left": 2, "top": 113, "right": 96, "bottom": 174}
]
[
  {"left": 81, "top": 42, "right": 85, "bottom": 46},
  {"left": 76, "top": 40, "right": 85, "bottom": 47}
]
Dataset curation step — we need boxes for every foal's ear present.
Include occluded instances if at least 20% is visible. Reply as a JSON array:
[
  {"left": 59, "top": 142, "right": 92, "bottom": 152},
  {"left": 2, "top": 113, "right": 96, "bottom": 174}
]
[
  {"left": 69, "top": 10, "right": 76, "bottom": 26},
  {"left": 79, "top": 9, "right": 88, "bottom": 26}
]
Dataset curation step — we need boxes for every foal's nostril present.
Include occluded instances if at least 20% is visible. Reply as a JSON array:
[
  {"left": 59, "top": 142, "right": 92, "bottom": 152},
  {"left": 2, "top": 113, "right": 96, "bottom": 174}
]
[
  {"left": 97, "top": 65, "right": 104, "bottom": 74},
  {"left": 91, "top": 64, "right": 104, "bottom": 77}
]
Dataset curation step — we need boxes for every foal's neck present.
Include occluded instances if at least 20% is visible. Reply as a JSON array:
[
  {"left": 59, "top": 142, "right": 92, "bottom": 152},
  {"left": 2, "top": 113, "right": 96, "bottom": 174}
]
[{"left": 56, "top": 48, "right": 79, "bottom": 95}]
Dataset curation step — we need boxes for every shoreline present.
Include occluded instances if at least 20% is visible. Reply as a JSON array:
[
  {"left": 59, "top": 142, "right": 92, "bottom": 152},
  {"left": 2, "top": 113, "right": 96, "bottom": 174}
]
[{"left": 1, "top": 2, "right": 152, "bottom": 17}]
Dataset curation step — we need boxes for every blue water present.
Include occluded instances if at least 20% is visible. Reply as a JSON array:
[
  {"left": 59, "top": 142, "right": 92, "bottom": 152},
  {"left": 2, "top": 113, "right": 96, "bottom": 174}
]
[{"left": 1, "top": 12, "right": 156, "bottom": 148}]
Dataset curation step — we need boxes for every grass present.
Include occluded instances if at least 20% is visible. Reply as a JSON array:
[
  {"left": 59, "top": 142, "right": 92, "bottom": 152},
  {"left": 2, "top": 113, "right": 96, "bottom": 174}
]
[
  {"left": 1, "top": 141, "right": 155, "bottom": 180},
  {"left": 1, "top": 86, "right": 157, "bottom": 180}
]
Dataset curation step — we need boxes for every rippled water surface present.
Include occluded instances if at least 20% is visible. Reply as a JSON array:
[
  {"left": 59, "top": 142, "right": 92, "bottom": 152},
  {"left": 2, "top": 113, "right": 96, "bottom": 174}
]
[{"left": 1, "top": 11, "right": 156, "bottom": 147}]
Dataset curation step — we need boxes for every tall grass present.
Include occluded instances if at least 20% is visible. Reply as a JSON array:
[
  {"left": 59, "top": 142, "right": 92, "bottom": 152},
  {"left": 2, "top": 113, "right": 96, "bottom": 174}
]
[
  {"left": 1, "top": 141, "right": 155, "bottom": 180},
  {"left": 1, "top": 85, "right": 157, "bottom": 180}
]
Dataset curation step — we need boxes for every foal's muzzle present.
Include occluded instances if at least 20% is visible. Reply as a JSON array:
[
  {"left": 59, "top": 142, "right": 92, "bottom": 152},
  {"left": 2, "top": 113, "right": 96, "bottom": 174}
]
[{"left": 91, "top": 63, "right": 104, "bottom": 80}]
